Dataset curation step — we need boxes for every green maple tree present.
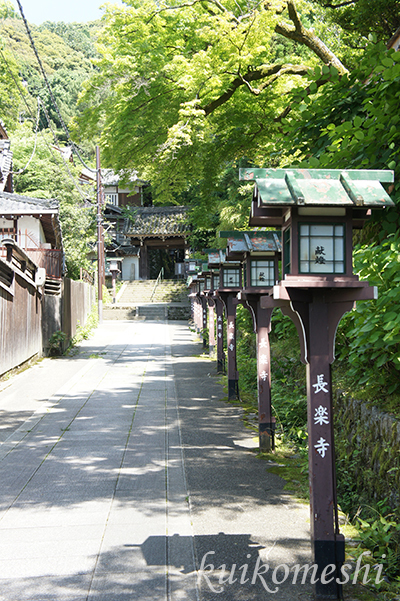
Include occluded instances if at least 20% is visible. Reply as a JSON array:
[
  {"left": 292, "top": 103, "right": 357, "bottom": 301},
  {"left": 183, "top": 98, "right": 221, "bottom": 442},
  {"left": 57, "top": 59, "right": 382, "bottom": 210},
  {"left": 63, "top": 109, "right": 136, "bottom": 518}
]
[{"left": 76, "top": 0, "right": 350, "bottom": 202}]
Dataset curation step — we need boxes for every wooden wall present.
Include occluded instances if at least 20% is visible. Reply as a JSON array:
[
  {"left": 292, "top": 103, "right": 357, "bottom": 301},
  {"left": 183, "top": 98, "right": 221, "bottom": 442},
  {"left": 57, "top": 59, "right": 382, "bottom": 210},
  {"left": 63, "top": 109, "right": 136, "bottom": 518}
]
[
  {"left": 0, "top": 272, "right": 42, "bottom": 376},
  {"left": 1, "top": 261, "right": 95, "bottom": 375},
  {"left": 62, "top": 278, "right": 95, "bottom": 341}
]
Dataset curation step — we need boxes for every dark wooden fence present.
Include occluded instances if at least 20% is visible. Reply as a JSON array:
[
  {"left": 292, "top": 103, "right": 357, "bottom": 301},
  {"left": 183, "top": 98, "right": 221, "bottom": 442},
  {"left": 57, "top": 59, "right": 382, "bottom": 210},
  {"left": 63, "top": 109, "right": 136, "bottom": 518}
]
[
  {"left": 42, "top": 278, "right": 96, "bottom": 353},
  {"left": 0, "top": 240, "right": 95, "bottom": 375},
  {"left": 0, "top": 244, "right": 42, "bottom": 376}
]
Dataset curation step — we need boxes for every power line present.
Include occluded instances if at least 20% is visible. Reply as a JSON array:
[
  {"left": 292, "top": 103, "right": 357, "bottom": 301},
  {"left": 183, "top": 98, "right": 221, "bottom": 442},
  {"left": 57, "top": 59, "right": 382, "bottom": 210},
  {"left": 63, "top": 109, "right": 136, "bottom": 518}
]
[
  {"left": 38, "top": 99, "right": 94, "bottom": 203},
  {"left": 15, "top": 0, "right": 96, "bottom": 174},
  {"left": 0, "top": 45, "right": 94, "bottom": 202},
  {"left": 11, "top": 96, "right": 40, "bottom": 175}
]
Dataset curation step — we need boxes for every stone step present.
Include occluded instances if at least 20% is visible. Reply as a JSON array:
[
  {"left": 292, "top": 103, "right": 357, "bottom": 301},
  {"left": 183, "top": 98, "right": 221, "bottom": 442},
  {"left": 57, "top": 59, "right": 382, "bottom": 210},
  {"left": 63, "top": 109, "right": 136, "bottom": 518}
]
[
  {"left": 118, "top": 279, "right": 189, "bottom": 304},
  {"left": 137, "top": 305, "right": 167, "bottom": 320},
  {"left": 103, "top": 303, "right": 191, "bottom": 321}
]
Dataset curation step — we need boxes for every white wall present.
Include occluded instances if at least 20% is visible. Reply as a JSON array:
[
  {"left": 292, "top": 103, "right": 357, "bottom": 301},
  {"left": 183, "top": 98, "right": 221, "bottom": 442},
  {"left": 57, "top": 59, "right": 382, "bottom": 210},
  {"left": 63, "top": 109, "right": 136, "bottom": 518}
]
[
  {"left": 121, "top": 256, "right": 139, "bottom": 281},
  {"left": 17, "top": 216, "right": 47, "bottom": 247},
  {"left": 0, "top": 216, "right": 46, "bottom": 248}
]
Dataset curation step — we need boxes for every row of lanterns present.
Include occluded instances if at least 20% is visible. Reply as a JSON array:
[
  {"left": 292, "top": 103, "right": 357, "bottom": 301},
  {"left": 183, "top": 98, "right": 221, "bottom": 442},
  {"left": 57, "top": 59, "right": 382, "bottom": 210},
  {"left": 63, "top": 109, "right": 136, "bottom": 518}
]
[{"left": 187, "top": 168, "right": 395, "bottom": 601}]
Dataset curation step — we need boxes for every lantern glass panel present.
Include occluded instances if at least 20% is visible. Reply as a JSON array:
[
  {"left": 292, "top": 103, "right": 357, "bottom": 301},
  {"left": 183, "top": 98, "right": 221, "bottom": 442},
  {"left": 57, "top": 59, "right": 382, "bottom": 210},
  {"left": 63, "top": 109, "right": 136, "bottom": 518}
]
[
  {"left": 299, "top": 224, "right": 345, "bottom": 274},
  {"left": 223, "top": 268, "right": 240, "bottom": 288},
  {"left": 213, "top": 274, "right": 220, "bottom": 289},
  {"left": 250, "top": 260, "right": 274, "bottom": 287},
  {"left": 199, "top": 280, "right": 205, "bottom": 292},
  {"left": 205, "top": 276, "right": 211, "bottom": 289}
]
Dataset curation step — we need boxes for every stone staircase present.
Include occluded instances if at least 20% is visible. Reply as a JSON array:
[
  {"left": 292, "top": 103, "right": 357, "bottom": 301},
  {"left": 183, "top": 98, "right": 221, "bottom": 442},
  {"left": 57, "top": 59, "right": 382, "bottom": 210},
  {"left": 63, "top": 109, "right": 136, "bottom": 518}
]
[
  {"left": 118, "top": 279, "right": 188, "bottom": 304},
  {"left": 103, "top": 279, "right": 190, "bottom": 321}
]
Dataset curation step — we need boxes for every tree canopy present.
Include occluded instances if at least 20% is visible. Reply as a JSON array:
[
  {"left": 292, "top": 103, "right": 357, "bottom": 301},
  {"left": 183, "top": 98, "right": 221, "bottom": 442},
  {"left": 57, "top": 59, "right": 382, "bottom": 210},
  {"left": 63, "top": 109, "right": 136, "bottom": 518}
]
[
  {"left": 11, "top": 124, "right": 97, "bottom": 279},
  {"left": 76, "top": 0, "right": 352, "bottom": 202},
  {"left": 310, "top": 0, "right": 400, "bottom": 40}
]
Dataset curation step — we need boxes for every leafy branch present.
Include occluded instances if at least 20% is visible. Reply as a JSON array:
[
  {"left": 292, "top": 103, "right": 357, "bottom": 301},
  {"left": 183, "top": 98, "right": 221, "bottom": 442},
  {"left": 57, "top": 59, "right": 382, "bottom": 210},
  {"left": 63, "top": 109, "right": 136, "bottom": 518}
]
[{"left": 202, "top": 63, "right": 310, "bottom": 114}]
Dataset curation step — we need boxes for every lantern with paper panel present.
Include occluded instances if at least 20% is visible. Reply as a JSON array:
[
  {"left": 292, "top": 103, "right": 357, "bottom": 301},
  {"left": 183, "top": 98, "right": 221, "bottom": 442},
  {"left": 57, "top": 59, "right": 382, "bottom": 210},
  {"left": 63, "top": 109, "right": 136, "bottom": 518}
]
[
  {"left": 206, "top": 249, "right": 225, "bottom": 291},
  {"left": 240, "top": 168, "right": 394, "bottom": 285},
  {"left": 220, "top": 230, "right": 281, "bottom": 292}
]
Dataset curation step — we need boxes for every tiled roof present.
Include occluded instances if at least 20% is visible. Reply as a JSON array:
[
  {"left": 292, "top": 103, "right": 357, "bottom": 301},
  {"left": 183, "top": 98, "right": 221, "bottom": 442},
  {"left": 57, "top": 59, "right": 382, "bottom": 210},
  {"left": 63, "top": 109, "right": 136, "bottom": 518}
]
[
  {"left": 0, "top": 191, "right": 59, "bottom": 213},
  {"left": 126, "top": 206, "right": 190, "bottom": 239},
  {"left": 207, "top": 250, "right": 226, "bottom": 267},
  {"left": 0, "top": 192, "right": 62, "bottom": 249}
]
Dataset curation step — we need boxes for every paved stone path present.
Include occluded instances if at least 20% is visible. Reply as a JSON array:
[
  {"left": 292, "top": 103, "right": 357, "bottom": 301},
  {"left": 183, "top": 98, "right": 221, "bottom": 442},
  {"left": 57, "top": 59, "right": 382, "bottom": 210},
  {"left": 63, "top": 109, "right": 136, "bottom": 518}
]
[{"left": 0, "top": 320, "right": 313, "bottom": 601}]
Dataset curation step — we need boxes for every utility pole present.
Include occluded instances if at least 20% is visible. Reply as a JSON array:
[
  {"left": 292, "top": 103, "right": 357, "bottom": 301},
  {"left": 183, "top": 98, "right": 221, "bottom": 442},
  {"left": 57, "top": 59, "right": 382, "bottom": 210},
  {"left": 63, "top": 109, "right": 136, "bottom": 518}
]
[{"left": 96, "top": 146, "right": 104, "bottom": 323}]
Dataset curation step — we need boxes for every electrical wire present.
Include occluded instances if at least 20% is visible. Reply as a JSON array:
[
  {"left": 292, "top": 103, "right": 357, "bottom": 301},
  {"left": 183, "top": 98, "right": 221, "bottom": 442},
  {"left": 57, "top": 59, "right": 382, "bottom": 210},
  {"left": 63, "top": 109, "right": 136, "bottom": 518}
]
[
  {"left": 0, "top": 45, "right": 95, "bottom": 203},
  {"left": 15, "top": 0, "right": 96, "bottom": 174},
  {"left": 11, "top": 96, "right": 40, "bottom": 175},
  {"left": 38, "top": 99, "right": 94, "bottom": 203}
]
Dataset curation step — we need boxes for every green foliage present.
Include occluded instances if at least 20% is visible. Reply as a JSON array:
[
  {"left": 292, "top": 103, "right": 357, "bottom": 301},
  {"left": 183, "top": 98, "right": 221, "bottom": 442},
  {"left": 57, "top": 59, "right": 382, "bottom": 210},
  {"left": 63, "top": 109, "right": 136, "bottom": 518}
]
[
  {"left": 356, "top": 502, "right": 400, "bottom": 582},
  {"left": 37, "top": 21, "right": 98, "bottom": 59},
  {"left": 310, "top": 0, "right": 400, "bottom": 40},
  {"left": 0, "top": 1, "right": 18, "bottom": 19},
  {"left": 0, "top": 15, "right": 100, "bottom": 135},
  {"left": 270, "top": 310, "right": 308, "bottom": 443},
  {"left": 11, "top": 124, "right": 97, "bottom": 279},
  {"left": 0, "top": 13, "right": 24, "bottom": 127},
  {"left": 235, "top": 304, "right": 257, "bottom": 396},
  {"left": 336, "top": 234, "right": 400, "bottom": 398},
  {"left": 47, "top": 330, "right": 67, "bottom": 356},
  {"left": 282, "top": 41, "right": 400, "bottom": 211},
  {"left": 76, "top": 0, "right": 349, "bottom": 202}
]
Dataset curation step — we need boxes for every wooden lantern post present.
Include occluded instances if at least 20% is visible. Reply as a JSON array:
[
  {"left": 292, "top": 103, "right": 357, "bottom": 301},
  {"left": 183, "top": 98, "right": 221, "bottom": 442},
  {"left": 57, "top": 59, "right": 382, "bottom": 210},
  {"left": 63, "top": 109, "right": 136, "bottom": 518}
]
[
  {"left": 206, "top": 250, "right": 226, "bottom": 373},
  {"left": 197, "top": 272, "right": 208, "bottom": 348},
  {"left": 241, "top": 167, "right": 395, "bottom": 600},
  {"left": 215, "top": 295, "right": 225, "bottom": 373},
  {"left": 188, "top": 275, "right": 200, "bottom": 333},
  {"left": 200, "top": 263, "right": 216, "bottom": 358},
  {"left": 220, "top": 231, "right": 281, "bottom": 452},
  {"left": 186, "top": 259, "right": 201, "bottom": 328},
  {"left": 216, "top": 259, "right": 243, "bottom": 400},
  {"left": 190, "top": 274, "right": 204, "bottom": 336}
]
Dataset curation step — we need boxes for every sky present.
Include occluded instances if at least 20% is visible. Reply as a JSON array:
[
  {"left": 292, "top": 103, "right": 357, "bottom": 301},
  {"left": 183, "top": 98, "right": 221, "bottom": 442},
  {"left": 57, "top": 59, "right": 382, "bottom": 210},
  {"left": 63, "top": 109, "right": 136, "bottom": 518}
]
[{"left": 10, "top": 0, "right": 125, "bottom": 25}]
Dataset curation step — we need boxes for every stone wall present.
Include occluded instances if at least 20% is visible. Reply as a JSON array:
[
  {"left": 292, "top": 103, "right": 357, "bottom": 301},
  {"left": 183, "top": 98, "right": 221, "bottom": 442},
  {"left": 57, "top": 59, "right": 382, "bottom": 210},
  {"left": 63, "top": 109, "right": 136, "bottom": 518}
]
[{"left": 334, "top": 394, "right": 400, "bottom": 511}]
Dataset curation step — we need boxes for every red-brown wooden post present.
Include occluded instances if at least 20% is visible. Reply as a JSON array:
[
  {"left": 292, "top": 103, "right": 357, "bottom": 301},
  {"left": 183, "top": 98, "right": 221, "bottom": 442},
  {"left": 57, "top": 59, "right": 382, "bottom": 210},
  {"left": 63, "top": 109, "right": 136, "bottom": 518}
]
[
  {"left": 242, "top": 295, "right": 275, "bottom": 451},
  {"left": 195, "top": 297, "right": 202, "bottom": 334},
  {"left": 200, "top": 295, "right": 208, "bottom": 349},
  {"left": 218, "top": 292, "right": 239, "bottom": 400},
  {"left": 208, "top": 297, "right": 216, "bottom": 358},
  {"left": 215, "top": 297, "right": 225, "bottom": 373},
  {"left": 282, "top": 292, "right": 355, "bottom": 598}
]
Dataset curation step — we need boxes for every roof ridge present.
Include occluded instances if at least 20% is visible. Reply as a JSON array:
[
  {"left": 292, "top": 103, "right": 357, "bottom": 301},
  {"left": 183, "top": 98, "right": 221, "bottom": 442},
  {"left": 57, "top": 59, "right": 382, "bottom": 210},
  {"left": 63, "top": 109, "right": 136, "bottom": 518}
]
[{"left": 0, "top": 191, "right": 59, "bottom": 208}]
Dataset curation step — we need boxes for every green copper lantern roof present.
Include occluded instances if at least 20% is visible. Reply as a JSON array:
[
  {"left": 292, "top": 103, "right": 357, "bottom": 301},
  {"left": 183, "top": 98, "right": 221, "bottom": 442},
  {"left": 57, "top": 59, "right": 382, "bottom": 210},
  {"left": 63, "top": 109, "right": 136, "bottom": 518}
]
[
  {"left": 205, "top": 249, "right": 226, "bottom": 266},
  {"left": 239, "top": 168, "right": 395, "bottom": 208},
  {"left": 219, "top": 230, "right": 281, "bottom": 255}
]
